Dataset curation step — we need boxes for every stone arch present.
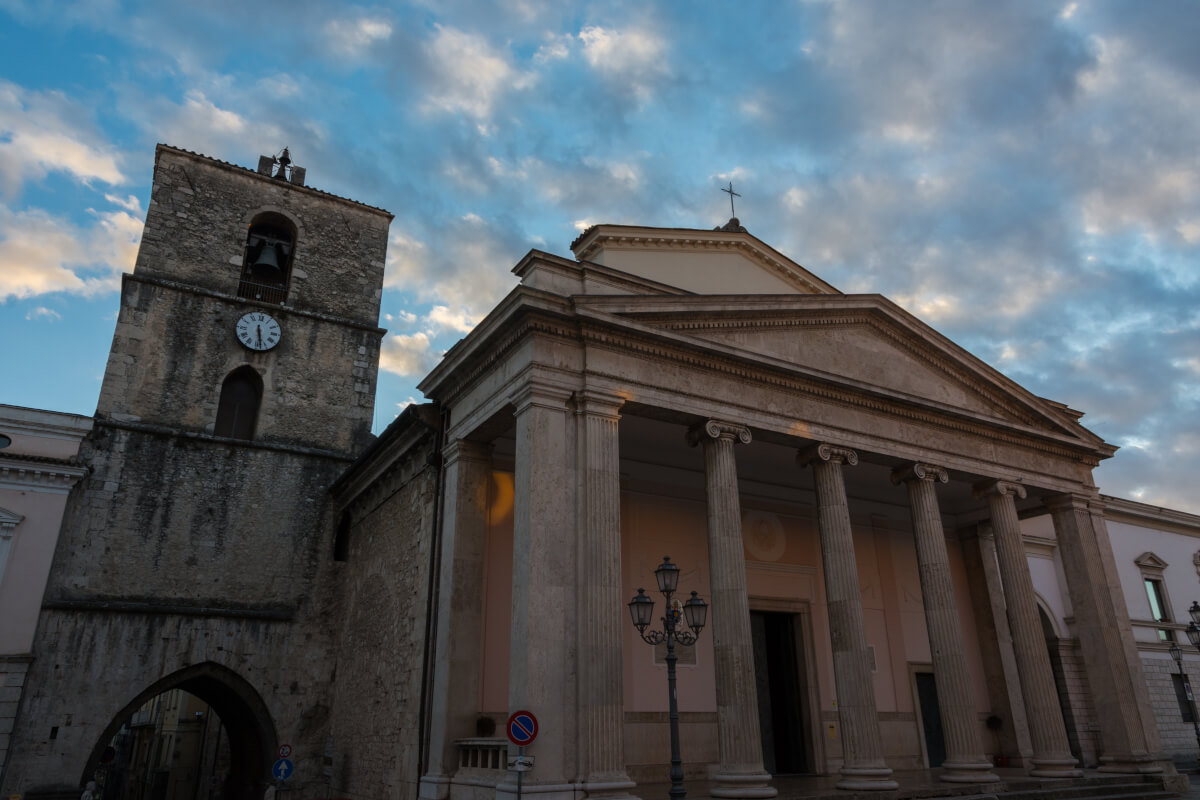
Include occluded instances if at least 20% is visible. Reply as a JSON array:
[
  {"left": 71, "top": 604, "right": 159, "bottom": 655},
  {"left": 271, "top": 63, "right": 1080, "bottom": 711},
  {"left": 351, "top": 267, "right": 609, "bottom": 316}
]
[
  {"left": 238, "top": 210, "right": 299, "bottom": 304},
  {"left": 1033, "top": 592, "right": 1063, "bottom": 638},
  {"left": 215, "top": 365, "right": 264, "bottom": 440},
  {"left": 82, "top": 661, "right": 277, "bottom": 800}
]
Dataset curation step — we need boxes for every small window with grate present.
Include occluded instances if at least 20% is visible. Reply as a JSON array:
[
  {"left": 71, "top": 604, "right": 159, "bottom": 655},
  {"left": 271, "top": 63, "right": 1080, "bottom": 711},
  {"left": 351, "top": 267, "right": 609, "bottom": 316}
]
[{"left": 239, "top": 213, "right": 296, "bottom": 305}]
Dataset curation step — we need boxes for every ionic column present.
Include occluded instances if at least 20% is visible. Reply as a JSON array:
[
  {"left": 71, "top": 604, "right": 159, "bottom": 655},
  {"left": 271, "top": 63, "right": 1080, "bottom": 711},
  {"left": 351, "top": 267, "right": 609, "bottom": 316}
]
[
  {"left": 799, "top": 444, "right": 897, "bottom": 791},
  {"left": 688, "top": 420, "right": 776, "bottom": 799},
  {"left": 575, "top": 390, "right": 637, "bottom": 799},
  {"left": 499, "top": 382, "right": 577, "bottom": 800},
  {"left": 892, "top": 464, "right": 997, "bottom": 783},
  {"left": 975, "top": 480, "right": 1080, "bottom": 777},
  {"left": 1048, "top": 494, "right": 1164, "bottom": 774},
  {"left": 419, "top": 438, "right": 492, "bottom": 800}
]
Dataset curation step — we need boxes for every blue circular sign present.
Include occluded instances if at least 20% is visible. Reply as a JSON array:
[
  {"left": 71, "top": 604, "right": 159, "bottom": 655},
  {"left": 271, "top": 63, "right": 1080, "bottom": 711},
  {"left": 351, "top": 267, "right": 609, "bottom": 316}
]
[
  {"left": 507, "top": 710, "right": 538, "bottom": 746},
  {"left": 273, "top": 758, "right": 295, "bottom": 781}
]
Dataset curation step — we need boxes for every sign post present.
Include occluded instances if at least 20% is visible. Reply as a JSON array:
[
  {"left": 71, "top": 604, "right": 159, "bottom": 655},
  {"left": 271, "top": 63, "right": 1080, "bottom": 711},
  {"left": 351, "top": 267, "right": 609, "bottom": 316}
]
[{"left": 506, "top": 710, "right": 539, "bottom": 800}]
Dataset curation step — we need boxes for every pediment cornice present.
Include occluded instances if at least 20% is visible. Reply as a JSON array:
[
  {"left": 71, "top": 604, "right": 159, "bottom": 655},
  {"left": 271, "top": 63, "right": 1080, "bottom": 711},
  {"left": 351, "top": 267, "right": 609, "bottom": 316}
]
[{"left": 570, "top": 225, "right": 840, "bottom": 295}]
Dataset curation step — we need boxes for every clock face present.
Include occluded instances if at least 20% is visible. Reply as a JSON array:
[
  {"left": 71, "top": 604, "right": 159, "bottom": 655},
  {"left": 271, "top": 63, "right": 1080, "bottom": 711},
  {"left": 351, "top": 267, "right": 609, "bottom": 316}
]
[{"left": 235, "top": 311, "right": 282, "bottom": 351}]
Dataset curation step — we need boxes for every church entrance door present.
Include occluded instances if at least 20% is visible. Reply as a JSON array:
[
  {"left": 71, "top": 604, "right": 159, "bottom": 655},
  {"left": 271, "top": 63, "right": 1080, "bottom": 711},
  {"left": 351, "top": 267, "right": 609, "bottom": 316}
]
[
  {"left": 750, "top": 611, "right": 809, "bottom": 774},
  {"left": 914, "top": 671, "right": 947, "bottom": 767},
  {"left": 83, "top": 663, "right": 276, "bottom": 800}
]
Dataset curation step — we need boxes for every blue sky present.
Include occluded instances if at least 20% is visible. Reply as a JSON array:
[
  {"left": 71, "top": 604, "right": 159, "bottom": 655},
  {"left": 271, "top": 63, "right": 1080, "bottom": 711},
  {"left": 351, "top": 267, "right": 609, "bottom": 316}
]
[{"left": 1, "top": 1, "right": 1198, "bottom": 513}]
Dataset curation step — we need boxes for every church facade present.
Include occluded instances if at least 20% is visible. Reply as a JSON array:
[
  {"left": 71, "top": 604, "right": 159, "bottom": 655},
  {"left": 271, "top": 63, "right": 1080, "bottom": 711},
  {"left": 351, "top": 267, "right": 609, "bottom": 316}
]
[{"left": 2, "top": 147, "right": 1194, "bottom": 800}]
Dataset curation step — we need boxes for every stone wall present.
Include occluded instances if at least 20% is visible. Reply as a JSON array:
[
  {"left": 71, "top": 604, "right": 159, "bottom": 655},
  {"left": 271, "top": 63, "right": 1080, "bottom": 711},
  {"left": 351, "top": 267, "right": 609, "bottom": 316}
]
[
  {"left": 1142, "top": 654, "right": 1200, "bottom": 765},
  {"left": 134, "top": 146, "right": 390, "bottom": 326},
  {"left": 44, "top": 426, "right": 349, "bottom": 605},
  {"left": 326, "top": 412, "right": 439, "bottom": 800}
]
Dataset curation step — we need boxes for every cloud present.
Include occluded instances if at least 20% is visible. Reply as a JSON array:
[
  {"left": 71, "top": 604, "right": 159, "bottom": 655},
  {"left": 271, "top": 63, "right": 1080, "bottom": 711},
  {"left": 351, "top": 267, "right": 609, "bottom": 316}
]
[
  {"left": 0, "top": 79, "right": 126, "bottom": 196},
  {"left": 421, "top": 25, "right": 534, "bottom": 121},
  {"left": 577, "top": 25, "right": 669, "bottom": 99},
  {"left": 425, "top": 304, "right": 481, "bottom": 334},
  {"left": 0, "top": 205, "right": 141, "bottom": 301},
  {"left": 323, "top": 15, "right": 393, "bottom": 59},
  {"left": 104, "top": 194, "right": 142, "bottom": 213},
  {"left": 380, "top": 332, "right": 438, "bottom": 376},
  {"left": 25, "top": 306, "right": 62, "bottom": 321}
]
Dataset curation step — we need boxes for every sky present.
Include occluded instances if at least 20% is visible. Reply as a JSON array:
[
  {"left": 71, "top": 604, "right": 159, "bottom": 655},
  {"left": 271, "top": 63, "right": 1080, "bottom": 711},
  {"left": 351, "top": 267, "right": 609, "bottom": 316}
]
[{"left": 0, "top": 0, "right": 1198, "bottom": 514}]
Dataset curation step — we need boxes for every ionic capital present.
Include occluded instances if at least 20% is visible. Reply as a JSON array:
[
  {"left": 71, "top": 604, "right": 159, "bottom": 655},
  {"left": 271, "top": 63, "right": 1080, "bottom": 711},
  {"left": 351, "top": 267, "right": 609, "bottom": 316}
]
[
  {"left": 973, "top": 479, "right": 1027, "bottom": 501},
  {"left": 797, "top": 442, "right": 858, "bottom": 468},
  {"left": 891, "top": 462, "right": 948, "bottom": 485},
  {"left": 687, "top": 419, "right": 752, "bottom": 447}
]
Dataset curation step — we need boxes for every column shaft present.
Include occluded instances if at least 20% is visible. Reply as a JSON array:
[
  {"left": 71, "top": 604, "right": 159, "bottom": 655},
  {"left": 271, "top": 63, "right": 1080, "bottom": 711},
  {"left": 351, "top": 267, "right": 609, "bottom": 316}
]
[
  {"left": 575, "top": 391, "right": 637, "bottom": 798},
  {"left": 1049, "top": 495, "right": 1164, "bottom": 774},
  {"left": 893, "top": 464, "right": 996, "bottom": 783},
  {"left": 500, "top": 383, "right": 577, "bottom": 800},
  {"left": 977, "top": 481, "right": 1080, "bottom": 777},
  {"left": 800, "top": 444, "right": 897, "bottom": 791},
  {"left": 420, "top": 438, "right": 492, "bottom": 800},
  {"left": 690, "top": 420, "right": 776, "bottom": 799}
]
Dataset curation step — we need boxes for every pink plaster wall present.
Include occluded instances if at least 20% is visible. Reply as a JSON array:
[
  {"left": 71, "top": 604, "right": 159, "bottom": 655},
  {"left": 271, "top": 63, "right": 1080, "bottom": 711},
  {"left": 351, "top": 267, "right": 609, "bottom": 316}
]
[{"left": 476, "top": 475, "right": 995, "bottom": 727}]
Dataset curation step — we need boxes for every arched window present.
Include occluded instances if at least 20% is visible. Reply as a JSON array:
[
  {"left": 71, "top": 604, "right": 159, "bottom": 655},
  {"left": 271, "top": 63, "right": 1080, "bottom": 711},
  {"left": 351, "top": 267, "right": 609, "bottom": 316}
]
[
  {"left": 214, "top": 367, "right": 263, "bottom": 440},
  {"left": 238, "top": 212, "right": 296, "bottom": 304}
]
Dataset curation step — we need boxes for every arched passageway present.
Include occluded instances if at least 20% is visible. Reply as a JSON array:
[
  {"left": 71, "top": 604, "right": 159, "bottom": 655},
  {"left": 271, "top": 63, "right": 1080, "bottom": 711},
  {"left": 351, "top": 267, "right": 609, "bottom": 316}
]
[{"left": 83, "top": 663, "right": 276, "bottom": 800}]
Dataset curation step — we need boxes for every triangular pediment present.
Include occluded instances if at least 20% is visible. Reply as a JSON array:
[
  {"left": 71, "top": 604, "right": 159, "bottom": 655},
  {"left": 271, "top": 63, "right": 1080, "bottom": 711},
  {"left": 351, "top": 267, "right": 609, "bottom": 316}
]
[
  {"left": 0, "top": 505, "right": 24, "bottom": 531},
  {"left": 1134, "top": 552, "right": 1169, "bottom": 571},
  {"left": 570, "top": 224, "right": 839, "bottom": 296},
  {"left": 572, "top": 293, "right": 1102, "bottom": 442}
]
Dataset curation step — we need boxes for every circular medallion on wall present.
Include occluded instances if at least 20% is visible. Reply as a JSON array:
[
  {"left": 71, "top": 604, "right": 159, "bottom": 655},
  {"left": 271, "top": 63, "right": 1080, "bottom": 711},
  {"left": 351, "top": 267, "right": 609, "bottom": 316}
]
[{"left": 743, "top": 510, "right": 786, "bottom": 562}]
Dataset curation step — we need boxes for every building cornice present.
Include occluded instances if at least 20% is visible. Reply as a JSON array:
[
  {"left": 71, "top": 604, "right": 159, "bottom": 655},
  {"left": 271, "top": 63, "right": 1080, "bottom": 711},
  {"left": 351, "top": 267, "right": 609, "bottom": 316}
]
[
  {"left": 121, "top": 273, "right": 388, "bottom": 335},
  {"left": 0, "top": 456, "right": 88, "bottom": 493}
]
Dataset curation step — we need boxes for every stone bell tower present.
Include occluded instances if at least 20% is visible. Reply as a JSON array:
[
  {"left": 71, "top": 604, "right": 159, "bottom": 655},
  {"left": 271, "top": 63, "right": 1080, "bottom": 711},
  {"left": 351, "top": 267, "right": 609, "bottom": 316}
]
[{"left": 3, "top": 145, "right": 392, "bottom": 800}]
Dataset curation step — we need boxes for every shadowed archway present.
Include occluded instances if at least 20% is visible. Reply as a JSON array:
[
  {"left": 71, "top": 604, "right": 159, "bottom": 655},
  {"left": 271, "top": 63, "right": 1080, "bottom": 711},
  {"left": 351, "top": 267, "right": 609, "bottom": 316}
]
[{"left": 82, "top": 662, "right": 276, "bottom": 800}]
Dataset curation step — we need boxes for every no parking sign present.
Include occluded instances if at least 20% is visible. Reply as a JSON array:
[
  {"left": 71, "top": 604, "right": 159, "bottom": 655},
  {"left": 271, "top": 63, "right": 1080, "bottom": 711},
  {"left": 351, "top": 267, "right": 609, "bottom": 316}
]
[{"left": 506, "top": 710, "right": 538, "bottom": 747}]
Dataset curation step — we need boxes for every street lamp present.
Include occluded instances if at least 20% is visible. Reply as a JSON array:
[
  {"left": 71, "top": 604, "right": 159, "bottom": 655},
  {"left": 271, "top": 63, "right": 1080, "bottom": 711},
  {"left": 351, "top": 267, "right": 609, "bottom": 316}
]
[
  {"left": 628, "top": 557, "right": 708, "bottom": 800},
  {"left": 1179, "top": 606, "right": 1200, "bottom": 761}
]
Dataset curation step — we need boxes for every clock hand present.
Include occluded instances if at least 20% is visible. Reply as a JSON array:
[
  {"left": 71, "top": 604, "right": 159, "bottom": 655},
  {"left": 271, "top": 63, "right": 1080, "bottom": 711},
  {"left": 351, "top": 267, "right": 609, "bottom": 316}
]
[{"left": 256, "top": 324, "right": 263, "bottom": 347}]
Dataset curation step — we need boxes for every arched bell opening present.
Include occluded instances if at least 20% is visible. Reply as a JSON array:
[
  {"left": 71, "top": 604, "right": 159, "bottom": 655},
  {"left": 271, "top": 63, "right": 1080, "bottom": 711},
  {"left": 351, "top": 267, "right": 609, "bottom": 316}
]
[
  {"left": 82, "top": 662, "right": 277, "bottom": 800},
  {"left": 238, "top": 212, "right": 296, "bottom": 305}
]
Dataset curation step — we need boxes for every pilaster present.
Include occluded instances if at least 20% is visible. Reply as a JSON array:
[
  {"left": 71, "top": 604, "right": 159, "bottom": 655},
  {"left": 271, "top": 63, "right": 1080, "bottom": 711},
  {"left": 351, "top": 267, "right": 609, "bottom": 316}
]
[
  {"left": 798, "top": 443, "right": 897, "bottom": 791},
  {"left": 689, "top": 420, "right": 776, "bottom": 799},
  {"left": 1047, "top": 493, "right": 1165, "bottom": 775},
  {"left": 892, "top": 464, "right": 996, "bottom": 783},
  {"left": 976, "top": 481, "right": 1081, "bottom": 777}
]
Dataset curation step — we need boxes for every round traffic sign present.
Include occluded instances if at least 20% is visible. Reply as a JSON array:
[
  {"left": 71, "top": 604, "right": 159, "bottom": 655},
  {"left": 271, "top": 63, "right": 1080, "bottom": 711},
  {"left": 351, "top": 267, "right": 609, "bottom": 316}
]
[
  {"left": 507, "top": 710, "right": 538, "bottom": 746},
  {"left": 278, "top": 744, "right": 292, "bottom": 759}
]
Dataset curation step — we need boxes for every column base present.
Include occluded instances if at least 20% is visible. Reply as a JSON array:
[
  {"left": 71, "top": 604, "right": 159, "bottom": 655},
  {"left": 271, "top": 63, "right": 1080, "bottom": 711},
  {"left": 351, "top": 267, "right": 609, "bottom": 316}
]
[
  {"left": 938, "top": 761, "right": 999, "bottom": 783},
  {"left": 418, "top": 774, "right": 450, "bottom": 800},
  {"left": 711, "top": 771, "right": 777, "bottom": 798},
  {"left": 580, "top": 780, "right": 639, "bottom": 800},
  {"left": 1096, "top": 754, "right": 1164, "bottom": 774},
  {"left": 496, "top": 782, "right": 581, "bottom": 800},
  {"left": 1028, "top": 756, "right": 1083, "bottom": 779},
  {"left": 836, "top": 766, "right": 899, "bottom": 791}
]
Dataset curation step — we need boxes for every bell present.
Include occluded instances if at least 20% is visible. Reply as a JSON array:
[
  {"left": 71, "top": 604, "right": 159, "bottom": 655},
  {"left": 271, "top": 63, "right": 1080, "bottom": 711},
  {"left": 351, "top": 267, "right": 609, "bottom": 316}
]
[
  {"left": 275, "top": 148, "right": 291, "bottom": 181},
  {"left": 249, "top": 241, "right": 283, "bottom": 277}
]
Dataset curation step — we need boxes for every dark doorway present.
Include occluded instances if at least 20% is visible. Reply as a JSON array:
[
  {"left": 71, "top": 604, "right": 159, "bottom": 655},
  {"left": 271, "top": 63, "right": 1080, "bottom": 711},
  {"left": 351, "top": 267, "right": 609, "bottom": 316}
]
[
  {"left": 83, "top": 663, "right": 276, "bottom": 800},
  {"left": 915, "top": 671, "right": 946, "bottom": 767},
  {"left": 750, "top": 611, "right": 809, "bottom": 774}
]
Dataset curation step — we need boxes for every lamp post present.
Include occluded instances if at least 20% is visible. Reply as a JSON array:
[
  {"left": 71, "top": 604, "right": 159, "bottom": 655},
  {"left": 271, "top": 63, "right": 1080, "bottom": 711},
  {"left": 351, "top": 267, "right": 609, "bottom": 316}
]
[
  {"left": 628, "top": 557, "right": 709, "bottom": 800},
  {"left": 1181, "top": 600, "right": 1200, "bottom": 761}
]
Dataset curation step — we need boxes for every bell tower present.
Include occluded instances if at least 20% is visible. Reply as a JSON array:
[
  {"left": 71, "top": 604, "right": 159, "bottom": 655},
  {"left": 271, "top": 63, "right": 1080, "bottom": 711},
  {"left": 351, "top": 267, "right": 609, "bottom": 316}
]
[{"left": 3, "top": 146, "right": 393, "bottom": 798}]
